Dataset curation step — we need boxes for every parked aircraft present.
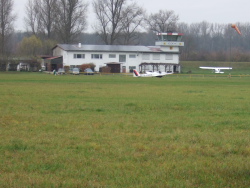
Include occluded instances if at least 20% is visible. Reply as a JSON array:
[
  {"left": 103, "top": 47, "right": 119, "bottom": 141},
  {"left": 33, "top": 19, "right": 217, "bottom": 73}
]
[
  {"left": 199, "top": 67, "right": 232, "bottom": 74},
  {"left": 133, "top": 69, "right": 173, "bottom": 78}
]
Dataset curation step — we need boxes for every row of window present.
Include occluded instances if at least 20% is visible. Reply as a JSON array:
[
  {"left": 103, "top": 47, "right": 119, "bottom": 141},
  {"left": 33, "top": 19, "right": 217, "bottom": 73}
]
[
  {"left": 73, "top": 53, "right": 173, "bottom": 60},
  {"left": 73, "top": 54, "right": 102, "bottom": 59},
  {"left": 73, "top": 54, "right": 135, "bottom": 59},
  {"left": 74, "top": 54, "right": 85, "bottom": 59},
  {"left": 117, "top": 54, "right": 137, "bottom": 58}
]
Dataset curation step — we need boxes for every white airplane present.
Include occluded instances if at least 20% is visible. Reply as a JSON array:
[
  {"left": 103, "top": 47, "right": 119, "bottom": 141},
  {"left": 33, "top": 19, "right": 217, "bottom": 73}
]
[
  {"left": 199, "top": 67, "right": 232, "bottom": 74},
  {"left": 133, "top": 69, "right": 173, "bottom": 78}
]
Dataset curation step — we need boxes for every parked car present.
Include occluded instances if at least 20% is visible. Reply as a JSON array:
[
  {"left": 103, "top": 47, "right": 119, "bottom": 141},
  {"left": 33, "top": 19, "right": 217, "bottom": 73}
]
[
  {"left": 57, "top": 68, "right": 65, "bottom": 75},
  {"left": 84, "top": 68, "right": 94, "bottom": 75},
  {"left": 72, "top": 68, "right": 80, "bottom": 75}
]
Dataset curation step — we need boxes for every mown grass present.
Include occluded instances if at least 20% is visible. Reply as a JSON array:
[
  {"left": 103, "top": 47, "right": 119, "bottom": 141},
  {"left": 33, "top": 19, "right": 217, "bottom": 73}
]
[
  {"left": 0, "top": 72, "right": 250, "bottom": 187},
  {"left": 181, "top": 61, "right": 250, "bottom": 75}
]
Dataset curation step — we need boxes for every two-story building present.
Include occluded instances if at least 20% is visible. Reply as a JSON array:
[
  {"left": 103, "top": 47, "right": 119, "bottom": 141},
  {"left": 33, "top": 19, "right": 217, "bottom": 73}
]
[{"left": 49, "top": 33, "right": 184, "bottom": 73}]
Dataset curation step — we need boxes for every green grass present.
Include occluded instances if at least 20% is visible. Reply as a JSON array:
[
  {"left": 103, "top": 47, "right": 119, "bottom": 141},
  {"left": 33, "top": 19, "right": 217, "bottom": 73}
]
[
  {"left": 0, "top": 72, "right": 250, "bottom": 187},
  {"left": 181, "top": 61, "right": 250, "bottom": 75}
]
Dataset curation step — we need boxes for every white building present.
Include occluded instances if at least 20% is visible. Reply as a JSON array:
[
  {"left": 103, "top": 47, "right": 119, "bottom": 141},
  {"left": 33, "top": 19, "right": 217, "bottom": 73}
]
[{"left": 50, "top": 33, "right": 184, "bottom": 73}]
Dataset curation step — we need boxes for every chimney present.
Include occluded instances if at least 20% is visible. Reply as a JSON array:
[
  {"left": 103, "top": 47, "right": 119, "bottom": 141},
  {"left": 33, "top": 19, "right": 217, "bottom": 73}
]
[{"left": 78, "top": 43, "right": 82, "bottom": 48}]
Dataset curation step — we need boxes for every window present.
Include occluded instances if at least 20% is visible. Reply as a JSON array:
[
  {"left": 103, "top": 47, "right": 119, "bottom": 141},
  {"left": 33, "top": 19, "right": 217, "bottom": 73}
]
[
  {"left": 142, "top": 54, "right": 150, "bottom": 60},
  {"left": 91, "top": 54, "right": 103, "bottom": 59},
  {"left": 109, "top": 54, "right": 116, "bottom": 58},
  {"left": 129, "top": 66, "right": 136, "bottom": 73},
  {"left": 165, "top": 54, "right": 173, "bottom": 60},
  {"left": 153, "top": 54, "right": 160, "bottom": 60},
  {"left": 163, "top": 35, "right": 178, "bottom": 41},
  {"left": 119, "top": 55, "right": 126, "bottom": 62},
  {"left": 74, "top": 54, "right": 85, "bottom": 59},
  {"left": 129, "top": 54, "right": 136, "bottom": 58}
]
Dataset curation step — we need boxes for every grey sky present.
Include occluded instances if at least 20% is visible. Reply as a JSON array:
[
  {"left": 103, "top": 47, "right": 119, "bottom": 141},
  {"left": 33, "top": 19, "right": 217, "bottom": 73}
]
[{"left": 14, "top": 0, "right": 250, "bottom": 32}]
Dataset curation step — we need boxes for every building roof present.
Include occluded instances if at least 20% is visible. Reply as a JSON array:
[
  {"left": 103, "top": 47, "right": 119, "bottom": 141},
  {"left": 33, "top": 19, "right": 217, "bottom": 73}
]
[
  {"left": 45, "top": 56, "right": 62, "bottom": 60},
  {"left": 105, "top": 62, "right": 123, "bottom": 65},
  {"left": 55, "top": 44, "right": 163, "bottom": 53}
]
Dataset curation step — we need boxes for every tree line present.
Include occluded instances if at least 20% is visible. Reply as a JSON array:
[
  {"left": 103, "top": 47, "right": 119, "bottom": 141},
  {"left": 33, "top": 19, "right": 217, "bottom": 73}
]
[
  {"left": 178, "top": 22, "right": 250, "bottom": 62},
  {"left": 1, "top": 0, "right": 250, "bottom": 62}
]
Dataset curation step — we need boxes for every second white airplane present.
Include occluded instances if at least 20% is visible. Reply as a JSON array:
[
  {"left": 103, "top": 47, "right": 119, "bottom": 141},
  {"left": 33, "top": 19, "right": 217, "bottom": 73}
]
[
  {"left": 199, "top": 67, "right": 232, "bottom": 74},
  {"left": 133, "top": 69, "right": 173, "bottom": 78}
]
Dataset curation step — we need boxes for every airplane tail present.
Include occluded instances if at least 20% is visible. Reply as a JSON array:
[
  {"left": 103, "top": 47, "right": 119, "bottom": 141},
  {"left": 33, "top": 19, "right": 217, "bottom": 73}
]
[{"left": 133, "top": 69, "right": 140, "bottom": 77}]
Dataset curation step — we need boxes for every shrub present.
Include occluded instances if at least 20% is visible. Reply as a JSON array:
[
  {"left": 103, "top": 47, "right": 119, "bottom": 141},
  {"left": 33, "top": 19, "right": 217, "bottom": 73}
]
[
  {"left": 64, "top": 66, "right": 70, "bottom": 73},
  {"left": 99, "top": 66, "right": 111, "bottom": 73},
  {"left": 80, "top": 63, "right": 96, "bottom": 72}
]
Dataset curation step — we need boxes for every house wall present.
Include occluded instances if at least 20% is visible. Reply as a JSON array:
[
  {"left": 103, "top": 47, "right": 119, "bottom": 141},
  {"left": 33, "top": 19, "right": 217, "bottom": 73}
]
[
  {"left": 160, "top": 46, "right": 179, "bottom": 52},
  {"left": 53, "top": 47, "right": 64, "bottom": 56},
  {"left": 53, "top": 47, "right": 180, "bottom": 72}
]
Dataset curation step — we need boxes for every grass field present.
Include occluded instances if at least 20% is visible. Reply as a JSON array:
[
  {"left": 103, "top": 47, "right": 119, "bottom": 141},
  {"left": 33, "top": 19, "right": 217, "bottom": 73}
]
[
  {"left": 181, "top": 61, "right": 250, "bottom": 75},
  {"left": 0, "top": 72, "right": 250, "bottom": 187}
]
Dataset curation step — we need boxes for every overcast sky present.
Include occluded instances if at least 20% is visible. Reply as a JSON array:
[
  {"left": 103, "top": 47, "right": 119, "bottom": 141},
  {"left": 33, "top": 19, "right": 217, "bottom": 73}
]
[{"left": 14, "top": 0, "right": 250, "bottom": 32}]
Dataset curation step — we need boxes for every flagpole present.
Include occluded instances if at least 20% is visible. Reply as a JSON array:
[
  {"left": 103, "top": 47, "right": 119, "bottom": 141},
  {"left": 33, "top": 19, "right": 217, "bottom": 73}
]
[{"left": 230, "top": 24, "right": 242, "bottom": 77}]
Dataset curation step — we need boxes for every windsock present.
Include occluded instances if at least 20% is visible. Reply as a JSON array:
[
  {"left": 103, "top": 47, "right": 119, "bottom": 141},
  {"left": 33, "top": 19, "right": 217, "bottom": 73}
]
[{"left": 231, "top": 24, "right": 242, "bottom": 35}]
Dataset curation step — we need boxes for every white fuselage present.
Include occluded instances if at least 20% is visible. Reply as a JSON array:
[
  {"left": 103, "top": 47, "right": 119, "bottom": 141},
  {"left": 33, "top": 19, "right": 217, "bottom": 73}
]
[{"left": 133, "top": 69, "right": 172, "bottom": 78}]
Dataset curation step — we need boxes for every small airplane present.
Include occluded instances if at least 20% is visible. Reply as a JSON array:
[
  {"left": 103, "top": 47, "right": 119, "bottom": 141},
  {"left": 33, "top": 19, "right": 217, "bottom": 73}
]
[
  {"left": 199, "top": 67, "right": 232, "bottom": 74},
  {"left": 133, "top": 69, "right": 173, "bottom": 78}
]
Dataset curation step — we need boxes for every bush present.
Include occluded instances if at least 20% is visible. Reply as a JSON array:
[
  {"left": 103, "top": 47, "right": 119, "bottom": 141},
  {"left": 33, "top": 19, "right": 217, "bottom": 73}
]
[
  {"left": 80, "top": 63, "right": 96, "bottom": 72},
  {"left": 64, "top": 66, "right": 70, "bottom": 73},
  {"left": 99, "top": 66, "right": 111, "bottom": 73}
]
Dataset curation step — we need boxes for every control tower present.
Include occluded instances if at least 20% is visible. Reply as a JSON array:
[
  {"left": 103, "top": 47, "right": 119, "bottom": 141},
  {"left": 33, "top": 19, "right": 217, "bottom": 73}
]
[
  {"left": 156, "top": 32, "right": 184, "bottom": 52},
  {"left": 154, "top": 32, "right": 184, "bottom": 73}
]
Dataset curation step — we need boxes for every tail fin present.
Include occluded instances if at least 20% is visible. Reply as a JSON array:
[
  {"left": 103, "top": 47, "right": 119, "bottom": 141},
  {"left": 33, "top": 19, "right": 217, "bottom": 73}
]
[{"left": 133, "top": 69, "right": 140, "bottom": 77}]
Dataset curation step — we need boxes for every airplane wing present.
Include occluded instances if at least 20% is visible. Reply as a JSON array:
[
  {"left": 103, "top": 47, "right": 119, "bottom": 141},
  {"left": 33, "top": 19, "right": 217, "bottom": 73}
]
[
  {"left": 199, "top": 67, "right": 232, "bottom": 74},
  {"left": 199, "top": 67, "right": 217, "bottom": 70},
  {"left": 199, "top": 67, "right": 232, "bottom": 70},
  {"left": 216, "top": 67, "right": 232, "bottom": 70}
]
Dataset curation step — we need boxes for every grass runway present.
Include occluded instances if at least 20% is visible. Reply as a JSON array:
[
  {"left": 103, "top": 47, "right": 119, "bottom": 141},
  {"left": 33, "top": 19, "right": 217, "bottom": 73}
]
[{"left": 0, "top": 72, "right": 250, "bottom": 187}]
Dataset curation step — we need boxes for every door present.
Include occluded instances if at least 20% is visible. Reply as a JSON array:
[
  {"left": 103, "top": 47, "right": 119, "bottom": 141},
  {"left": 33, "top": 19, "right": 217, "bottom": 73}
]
[{"left": 122, "top": 66, "right": 126, "bottom": 73}]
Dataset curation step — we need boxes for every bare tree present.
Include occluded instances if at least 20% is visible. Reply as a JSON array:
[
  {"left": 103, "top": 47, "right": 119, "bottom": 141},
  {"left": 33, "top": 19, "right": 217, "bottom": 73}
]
[
  {"left": 146, "top": 10, "right": 179, "bottom": 33},
  {"left": 37, "top": 0, "right": 57, "bottom": 39},
  {"left": 24, "top": 0, "right": 57, "bottom": 39},
  {"left": 210, "top": 23, "right": 225, "bottom": 37},
  {"left": 55, "top": 0, "right": 88, "bottom": 43},
  {"left": 93, "top": 0, "right": 125, "bottom": 45},
  {"left": 24, "top": 0, "right": 40, "bottom": 35},
  {"left": 118, "top": 3, "right": 145, "bottom": 45},
  {"left": 200, "top": 21, "right": 211, "bottom": 37},
  {"left": 0, "top": 0, "right": 16, "bottom": 56},
  {"left": 177, "top": 22, "right": 196, "bottom": 60},
  {"left": 93, "top": 0, "right": 144, "bottom": 45}
]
